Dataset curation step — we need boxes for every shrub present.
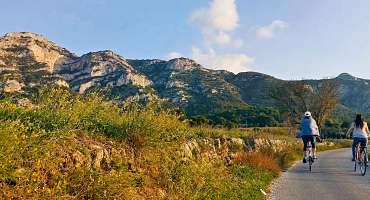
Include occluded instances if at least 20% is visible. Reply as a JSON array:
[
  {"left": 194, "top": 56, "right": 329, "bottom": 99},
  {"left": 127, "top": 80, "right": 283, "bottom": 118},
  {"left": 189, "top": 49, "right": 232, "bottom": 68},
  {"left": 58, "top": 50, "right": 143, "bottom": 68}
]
[{"left": 234, "top": 152, "right": 281, "bottom": 173}]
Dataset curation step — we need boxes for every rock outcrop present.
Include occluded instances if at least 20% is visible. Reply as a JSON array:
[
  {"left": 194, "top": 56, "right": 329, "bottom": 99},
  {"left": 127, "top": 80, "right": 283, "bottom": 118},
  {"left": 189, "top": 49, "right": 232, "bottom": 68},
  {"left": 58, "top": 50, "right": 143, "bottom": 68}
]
[
  {"left": 52, "top": 134, "right": 130, "bottom": 172},
  {"left": 4, "top": 79, "right": 23, "bottom": 93},
  {"left": 0, "top": 32, "right": 152, "bottom": 98},
  {"left": 0, "top": 32, "right": 76, "bottom": 72},
  {"left": 181, "top": 137, "right": 301, "bottom": 165},
  {"left": 57, "top": 50, "right": 152, "bottom": 93}
]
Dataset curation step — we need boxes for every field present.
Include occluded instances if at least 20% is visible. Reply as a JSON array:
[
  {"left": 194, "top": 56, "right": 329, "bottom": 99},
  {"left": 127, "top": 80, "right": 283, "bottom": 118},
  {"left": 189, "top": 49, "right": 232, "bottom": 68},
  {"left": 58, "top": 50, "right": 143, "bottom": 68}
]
[{"left": 0, "top": 87, "right": 351, "bottom": 199}]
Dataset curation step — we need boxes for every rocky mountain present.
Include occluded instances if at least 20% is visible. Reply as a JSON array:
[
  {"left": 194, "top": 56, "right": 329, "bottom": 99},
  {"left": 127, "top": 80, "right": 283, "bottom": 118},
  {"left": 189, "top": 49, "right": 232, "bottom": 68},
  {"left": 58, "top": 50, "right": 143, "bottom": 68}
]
[
  {"left": 0, "top": 32, "right": 154, "bottom": 100},
  {"left": 1, "top": 32, "right": 370, "bottom": 115},
  {"left": 128, "top": 58, "right": 245, "bottom": 115},
  {"left": 334, "top": 73, "right": 370, "bottom": 112},
  {"left": 225, "top": 72, "right": 281, "bottom": 107}
]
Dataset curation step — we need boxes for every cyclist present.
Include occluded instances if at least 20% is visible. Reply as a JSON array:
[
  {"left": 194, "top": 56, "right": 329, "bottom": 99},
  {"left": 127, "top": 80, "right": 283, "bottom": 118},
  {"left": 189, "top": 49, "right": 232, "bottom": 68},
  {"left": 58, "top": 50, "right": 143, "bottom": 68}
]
[
  {"left": 347, "top": 114, "right": 369, "bottom": 162},
  {"left": 300, "top": 111, "right": 320, "bottom": 163}
]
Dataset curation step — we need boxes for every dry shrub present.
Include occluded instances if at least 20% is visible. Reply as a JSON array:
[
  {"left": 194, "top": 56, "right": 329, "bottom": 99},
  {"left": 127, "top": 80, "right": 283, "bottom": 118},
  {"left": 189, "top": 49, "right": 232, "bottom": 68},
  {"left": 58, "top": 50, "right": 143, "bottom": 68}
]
[
  {"left": 128, "top": 133, "right": 146, "bottom": 150},
  {"left": 234, "top": 152, "right": 281, "bottom": 173}
]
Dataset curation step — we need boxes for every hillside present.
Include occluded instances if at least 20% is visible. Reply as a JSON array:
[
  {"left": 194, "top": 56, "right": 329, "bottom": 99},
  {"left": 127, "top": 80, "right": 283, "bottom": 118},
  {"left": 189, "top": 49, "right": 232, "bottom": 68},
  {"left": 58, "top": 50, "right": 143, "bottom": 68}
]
[
  {"left": 334, "top": 73, "right": 370, "bottom": 112},
  {"left": 1, "top": 32, "right": 370, "bottom": 116},
  {"left": 225, "top": 72, "right": 281, "bottom": 107},
  {"left": 128, "top": 58, "right": 246, "bottom": 115}
]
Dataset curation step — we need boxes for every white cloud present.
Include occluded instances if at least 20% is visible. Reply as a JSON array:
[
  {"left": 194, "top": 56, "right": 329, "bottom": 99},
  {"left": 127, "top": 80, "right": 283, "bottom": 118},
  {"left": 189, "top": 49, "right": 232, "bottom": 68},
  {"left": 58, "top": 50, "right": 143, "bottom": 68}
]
[
  {"left": 211, "top": 31, "right": 231, "bottom": 46},
  {"left": 191, "top": 47, "right": 254, "bottom": 73},
  {"left": 183, "top": 0, "right": 253, "bottom": 73},
  {"left": 189, "top": 0, "right": 240, "bottom": 46},
  {"left": 190, "top": 0, "right": 239, "bottom": 32},
  {"left": 167, "top": 52, "right": 183, "bottom": 59},
  {"left": 256, "top": 20, "right": 289, "bottom": 39}
]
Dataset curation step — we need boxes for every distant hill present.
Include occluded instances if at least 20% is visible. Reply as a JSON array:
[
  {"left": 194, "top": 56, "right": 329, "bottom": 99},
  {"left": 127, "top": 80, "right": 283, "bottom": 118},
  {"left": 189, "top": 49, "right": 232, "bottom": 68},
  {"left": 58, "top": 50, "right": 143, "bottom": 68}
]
[{"left": 1, "top": 32, "right": 370, "bottom": 115}]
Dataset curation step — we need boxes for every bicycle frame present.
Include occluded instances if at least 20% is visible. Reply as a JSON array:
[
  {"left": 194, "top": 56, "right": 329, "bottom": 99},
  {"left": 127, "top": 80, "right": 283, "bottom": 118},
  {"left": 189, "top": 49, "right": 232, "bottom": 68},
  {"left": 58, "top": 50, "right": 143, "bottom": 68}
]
[{"left": 354, "top": 142, "right": 367, "bottom": 176}]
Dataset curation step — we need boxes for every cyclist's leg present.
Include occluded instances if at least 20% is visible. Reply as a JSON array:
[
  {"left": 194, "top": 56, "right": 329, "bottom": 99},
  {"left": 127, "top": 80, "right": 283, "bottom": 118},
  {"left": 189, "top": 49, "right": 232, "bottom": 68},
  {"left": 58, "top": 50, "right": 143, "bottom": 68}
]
[
  {"left": 360, "top": 138, "right": 368, "bottom": 162},
  {"left": 311, "top": 136, "right": 317, "bottom": 158},
  {"left": 366, "top": 138, "right": 368, "bottom": 163},
  {"left": 352, "top": 138, "right": 359, "bottom": 161},
  {"left": 301, "top": 136, "right": 308, "bottom": 162},
  {"left": 302, "top": 136, "right": 309, "bottom": 150}
]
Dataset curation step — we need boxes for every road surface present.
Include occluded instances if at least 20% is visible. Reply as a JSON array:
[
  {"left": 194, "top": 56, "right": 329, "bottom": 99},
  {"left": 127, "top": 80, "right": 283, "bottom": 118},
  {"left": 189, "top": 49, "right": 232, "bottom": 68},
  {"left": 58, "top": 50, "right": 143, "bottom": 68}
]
[{"left": 270, "top": 148, "right": 370, "bottom": 200}]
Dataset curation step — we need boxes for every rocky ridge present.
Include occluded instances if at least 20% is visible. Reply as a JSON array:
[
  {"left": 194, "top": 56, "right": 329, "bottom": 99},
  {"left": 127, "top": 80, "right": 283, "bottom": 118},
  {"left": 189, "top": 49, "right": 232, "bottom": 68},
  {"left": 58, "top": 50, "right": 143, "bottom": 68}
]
[
  {"left": 1, "top": 32, "right": 370, "bottom": 114},
  {"left": 0, "top": 32, "right": 152, "bottom": 98}
]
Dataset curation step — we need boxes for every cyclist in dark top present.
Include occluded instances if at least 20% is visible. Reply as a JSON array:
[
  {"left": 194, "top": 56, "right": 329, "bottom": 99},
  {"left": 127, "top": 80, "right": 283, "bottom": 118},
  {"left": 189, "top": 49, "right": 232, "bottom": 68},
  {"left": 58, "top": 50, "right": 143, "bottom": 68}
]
[{"left": 300, "top": 111, "right": 320, "bottom": 163}]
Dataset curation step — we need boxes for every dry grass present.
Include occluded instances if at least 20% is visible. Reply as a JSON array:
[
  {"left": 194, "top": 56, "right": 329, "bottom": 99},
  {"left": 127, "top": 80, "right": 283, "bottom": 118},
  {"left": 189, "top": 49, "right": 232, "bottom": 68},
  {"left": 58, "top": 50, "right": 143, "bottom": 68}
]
[{"left": 234, "top": 152, "right": 281, "bottom": 173}]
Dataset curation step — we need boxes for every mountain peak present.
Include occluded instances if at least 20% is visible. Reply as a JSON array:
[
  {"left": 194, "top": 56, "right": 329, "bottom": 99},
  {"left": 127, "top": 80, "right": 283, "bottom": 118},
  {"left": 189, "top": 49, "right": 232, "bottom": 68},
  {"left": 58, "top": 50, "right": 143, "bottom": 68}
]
[
  {"left": 86, "top": 50, "right": 124, "bottom": 59},
  {"left": 167, "top": 57, "right": 205, "bottom": 71},
  {"left": 0, "top": 32, "right": 76, "bottom": 72},
  {"left": 4, "top": 32, "right": 47, "bottom": 40},
  {"left": 168, "top": 57, "right": 196, "bottom": 64},
  {"left": 337, "top": 73, "right": 357, "bottom": 80},
  {"left": 235, "top": 71, "right": 278, "bottom": 81},
  {"left": 1, "top": 32, "right": 69, "bottom": 52}
]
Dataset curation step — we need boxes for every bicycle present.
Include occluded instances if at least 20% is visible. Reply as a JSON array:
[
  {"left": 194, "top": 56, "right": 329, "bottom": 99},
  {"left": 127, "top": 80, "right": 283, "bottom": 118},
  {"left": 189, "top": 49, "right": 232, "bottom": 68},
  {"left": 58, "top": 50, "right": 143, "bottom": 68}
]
[
  {"left": 354, "top": 142, "right": 368, "bottom": 176},
  {"left": 305, "top": 140, "right": 314, "bottom": 172}
]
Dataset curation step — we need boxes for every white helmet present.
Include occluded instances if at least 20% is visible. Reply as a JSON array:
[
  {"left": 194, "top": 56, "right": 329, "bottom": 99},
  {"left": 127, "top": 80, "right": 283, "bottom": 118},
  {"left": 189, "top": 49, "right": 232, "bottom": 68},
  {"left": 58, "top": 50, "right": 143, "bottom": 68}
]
[{"left": 304, "top": 111, "right": 312, "bottom": 117}]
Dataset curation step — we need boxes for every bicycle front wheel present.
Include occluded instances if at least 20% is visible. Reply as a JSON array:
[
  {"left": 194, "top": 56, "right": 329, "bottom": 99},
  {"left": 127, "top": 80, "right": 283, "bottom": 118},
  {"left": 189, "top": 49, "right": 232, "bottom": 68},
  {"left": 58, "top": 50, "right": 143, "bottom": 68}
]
[{"left": 309, "top": 156, "right": 313, "bottom": 172}]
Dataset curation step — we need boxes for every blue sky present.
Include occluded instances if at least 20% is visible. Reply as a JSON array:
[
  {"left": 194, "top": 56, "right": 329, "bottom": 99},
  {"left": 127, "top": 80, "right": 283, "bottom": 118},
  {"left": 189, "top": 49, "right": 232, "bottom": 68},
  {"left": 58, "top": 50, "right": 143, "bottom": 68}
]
[{"left": 1, "top": 0, "right": 370, "bottom": 80}]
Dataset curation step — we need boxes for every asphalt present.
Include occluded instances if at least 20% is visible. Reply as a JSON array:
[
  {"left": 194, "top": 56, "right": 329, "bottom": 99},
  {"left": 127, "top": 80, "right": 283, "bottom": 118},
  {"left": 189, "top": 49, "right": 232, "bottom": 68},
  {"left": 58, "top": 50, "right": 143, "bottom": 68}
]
[{"left": 270, "top": 148, "right": 370, "bottom": 200}]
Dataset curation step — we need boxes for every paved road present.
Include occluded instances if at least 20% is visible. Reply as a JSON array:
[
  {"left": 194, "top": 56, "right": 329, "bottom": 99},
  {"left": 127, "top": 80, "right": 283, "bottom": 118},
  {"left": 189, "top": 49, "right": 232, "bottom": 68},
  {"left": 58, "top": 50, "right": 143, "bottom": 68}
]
[{"left": 270, "top": 148, "right": 370, "bottom": 200}]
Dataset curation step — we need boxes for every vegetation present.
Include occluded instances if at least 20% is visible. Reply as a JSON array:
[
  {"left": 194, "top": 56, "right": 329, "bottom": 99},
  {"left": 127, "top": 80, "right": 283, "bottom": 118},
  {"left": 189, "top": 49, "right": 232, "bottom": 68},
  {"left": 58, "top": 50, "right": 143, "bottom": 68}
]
[
  {"left": 0, "top": 87, "right": 352, "bottom": 199},
  {"left": 0, "top": 87, "right": 275, "bottom": 199},
  {"left": 188, "top": 79, "right": 360, "bottom": 136},
  {"left": 271, "top": 79, "right": 340, "bottom": 128},
  {"left": 189, "top": 106, "right": 281, "bottom": 128}
]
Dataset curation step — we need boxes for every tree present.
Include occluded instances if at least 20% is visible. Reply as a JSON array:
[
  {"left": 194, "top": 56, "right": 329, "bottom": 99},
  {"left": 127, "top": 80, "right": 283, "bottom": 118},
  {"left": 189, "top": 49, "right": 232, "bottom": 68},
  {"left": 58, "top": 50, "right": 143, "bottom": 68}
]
[
  {"left": 270, "top": 80, "right": 312, "bottom": 125},
  {"left": 271, "top": 79, "right": 340, "bottom": 129},
  {"left": 310, "top": 79, "right": 340, "bottom": 129},
  {"left": 189, "top": 115, "right": 210, "bottom": 126}
]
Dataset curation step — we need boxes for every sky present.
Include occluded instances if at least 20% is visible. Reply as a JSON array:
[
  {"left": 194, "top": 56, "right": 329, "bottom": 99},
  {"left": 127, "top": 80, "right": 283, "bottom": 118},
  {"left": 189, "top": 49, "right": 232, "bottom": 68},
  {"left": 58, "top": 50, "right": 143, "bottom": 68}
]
[{"left": 1, "top": 0, "right": 370, "bottom": 80}]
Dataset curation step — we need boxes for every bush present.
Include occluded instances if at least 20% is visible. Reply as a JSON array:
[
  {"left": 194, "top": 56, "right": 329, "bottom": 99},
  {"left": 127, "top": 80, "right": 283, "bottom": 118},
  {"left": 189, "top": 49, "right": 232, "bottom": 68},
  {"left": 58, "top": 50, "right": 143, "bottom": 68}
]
[{"left": 234, "top": 152, "right": 281, "bottom": 173}]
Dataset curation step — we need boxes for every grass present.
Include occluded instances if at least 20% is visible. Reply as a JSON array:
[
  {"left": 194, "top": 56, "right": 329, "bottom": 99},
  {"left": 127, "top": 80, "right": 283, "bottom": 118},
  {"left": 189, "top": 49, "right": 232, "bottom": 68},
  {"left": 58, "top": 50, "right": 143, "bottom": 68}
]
[{"left": 0, "top": 87, "right": 351, "bottom": 199}]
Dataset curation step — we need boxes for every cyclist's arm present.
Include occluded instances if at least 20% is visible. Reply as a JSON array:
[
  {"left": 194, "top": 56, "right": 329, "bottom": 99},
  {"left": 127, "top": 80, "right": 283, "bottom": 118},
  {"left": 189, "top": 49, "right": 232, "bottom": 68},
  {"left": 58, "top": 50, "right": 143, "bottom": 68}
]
[
  {"left": 312, "top": 119, "right": 319, "bottom": 135},
  {"left": 365, "top": 122, "right": 370, "bottom": 135},
  {"left": 346, "top": 123, "right": 354, "bottom": 138},
  {"left": 313, "top": 122, "right": 318, "bottom": 131}
]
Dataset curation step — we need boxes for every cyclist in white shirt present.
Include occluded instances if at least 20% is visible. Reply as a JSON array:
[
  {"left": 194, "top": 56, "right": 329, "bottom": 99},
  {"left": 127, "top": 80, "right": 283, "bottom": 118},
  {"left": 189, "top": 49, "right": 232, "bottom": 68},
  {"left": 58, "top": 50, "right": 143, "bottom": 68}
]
[{"left": 347, "top": 114, "right": 369, "bottom": 162}]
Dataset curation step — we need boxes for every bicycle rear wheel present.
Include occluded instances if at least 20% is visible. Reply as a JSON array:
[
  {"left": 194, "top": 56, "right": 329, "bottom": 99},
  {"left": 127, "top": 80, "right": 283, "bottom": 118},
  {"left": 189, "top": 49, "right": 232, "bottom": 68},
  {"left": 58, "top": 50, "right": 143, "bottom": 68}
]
[
  {"left": 360, "top": 150, "right": 367, "bottom": 176},
  {"left": 309, "top": 156, "right": 313, "bottom": 172},
  {"left": 354, "top": 144, "right": 360, "bottom": 172}
]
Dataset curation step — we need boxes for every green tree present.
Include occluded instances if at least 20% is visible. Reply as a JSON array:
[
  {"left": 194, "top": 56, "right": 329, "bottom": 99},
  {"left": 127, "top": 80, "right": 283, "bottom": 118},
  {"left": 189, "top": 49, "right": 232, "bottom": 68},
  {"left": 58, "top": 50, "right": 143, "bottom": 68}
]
[{"left": 271, "top": 79, "right": 340, "bottom": 129}]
